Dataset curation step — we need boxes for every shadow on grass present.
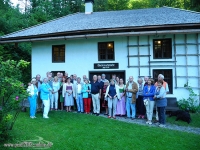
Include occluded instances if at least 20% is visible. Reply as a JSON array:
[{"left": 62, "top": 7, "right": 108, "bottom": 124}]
[{"left": 166, "top": 113, "right": 200, "bottom": 128}]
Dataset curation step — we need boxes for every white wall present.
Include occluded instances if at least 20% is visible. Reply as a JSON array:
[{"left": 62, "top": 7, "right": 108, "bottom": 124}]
[
  {"left": 32, "top": 34, "right": 200, "bottom": 102},
  {"left": 32, "top": 36, "right": 128, "bottom": 78}
]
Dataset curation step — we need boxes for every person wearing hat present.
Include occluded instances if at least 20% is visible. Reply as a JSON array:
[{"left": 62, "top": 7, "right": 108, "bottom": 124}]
[
  {"left": 27, "top": 78, "right": 38, "bottom": 119},
  {"left": 82, "top": 78, "right": 91, "bottom": 114}
]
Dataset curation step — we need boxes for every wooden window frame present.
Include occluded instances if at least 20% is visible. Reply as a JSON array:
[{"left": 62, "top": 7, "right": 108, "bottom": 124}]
[
  {"left": 153, "top": 38, "right": 172, "bottom": 59},
  {"left": 52, "top": 45, "right": 65, "bottom": 63},
  {"left": 98, "top": 41, "right": 115, "bottom": 61}
]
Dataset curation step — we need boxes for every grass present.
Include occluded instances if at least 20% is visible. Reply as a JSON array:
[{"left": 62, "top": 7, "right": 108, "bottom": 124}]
[
  {"left": 166, "top": 113, "right": 200, "bottom": 128},
  {"left": 1, "top": 111, "right": 200, "bottom": 150}
]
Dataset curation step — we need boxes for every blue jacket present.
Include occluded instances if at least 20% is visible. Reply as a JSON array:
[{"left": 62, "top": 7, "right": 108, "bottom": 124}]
[
  {"left": 40, "top": 83, "right": 51, "bottom": 100},
  {"left": 143, "top": 85, "right": 156, "bottom": 101},
  {"left": 82, "top": 83, "right": 91, "bottom": 98}
]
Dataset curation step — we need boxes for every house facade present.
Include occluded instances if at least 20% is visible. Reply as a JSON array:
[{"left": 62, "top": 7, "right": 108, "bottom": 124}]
[
  {"left": 31, "top": 33, "right": 200, "bottom": 101},
  {"left": 0, "top": 1, "right": 200, "bottom": 102}
]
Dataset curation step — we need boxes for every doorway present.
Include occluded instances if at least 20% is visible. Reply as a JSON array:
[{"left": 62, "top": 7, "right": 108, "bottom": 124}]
[
  {"left": 89, "top": 70, "right": 126, "bottom": 82},
  {"left": 51, "top": 71, "right": 65, "bottom": 77}
]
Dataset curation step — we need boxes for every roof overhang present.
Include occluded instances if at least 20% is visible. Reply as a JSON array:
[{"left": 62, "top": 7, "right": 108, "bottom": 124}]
[{"left": 1, "top": 24, "right": 200, "bottom": 43}]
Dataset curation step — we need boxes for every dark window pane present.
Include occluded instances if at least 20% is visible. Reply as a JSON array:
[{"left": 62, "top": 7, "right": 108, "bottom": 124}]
[
  {"left": 52, "top": 45, "right": 65, "bottom": 63},
  {"left": 98, "top": 42, "right": 114, "bottom": 61},
  {"left": 100, "top": 54, "right": 106, "bottom": 59},
  {"left": 108, "top": 54, "right": 113, "bottom": 59},
  {"left": 153, "top": 39, "right": 172, "bottom": 59}
]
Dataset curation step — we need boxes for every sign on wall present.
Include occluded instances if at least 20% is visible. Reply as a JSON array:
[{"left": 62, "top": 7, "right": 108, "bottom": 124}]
[{"left": 94, "top": 63, "right": 119, "bottom": 69}]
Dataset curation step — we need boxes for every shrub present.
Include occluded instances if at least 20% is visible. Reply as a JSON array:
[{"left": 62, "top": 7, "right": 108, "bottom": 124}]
[
  {"left": 0, "top": 57, "right": 29, "bottom": 141},
  {"left": 178, "top": 83, "right": 200, "bottom": 113}
]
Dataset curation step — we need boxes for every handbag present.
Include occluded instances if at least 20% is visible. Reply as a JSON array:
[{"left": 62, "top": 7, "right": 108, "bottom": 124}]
[
  {"left": 88, "top": 86, "right": 92, "bottom": 98},
  {"left": 143, "top": 99, "right": 149, "bottom": 106}
]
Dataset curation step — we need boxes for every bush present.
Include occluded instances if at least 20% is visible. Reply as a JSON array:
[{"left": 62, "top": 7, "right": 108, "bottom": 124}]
[
  {"left": 178, "top": 83, "right": 200, "bottom": 113},
  {"left": 0, "top": 57, "right": 29, "bottom": 141}
]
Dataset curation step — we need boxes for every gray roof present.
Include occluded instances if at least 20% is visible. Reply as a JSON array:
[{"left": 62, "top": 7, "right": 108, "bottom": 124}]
[{"left": 1, "top": 7, "right": 200, "bottom": 39}]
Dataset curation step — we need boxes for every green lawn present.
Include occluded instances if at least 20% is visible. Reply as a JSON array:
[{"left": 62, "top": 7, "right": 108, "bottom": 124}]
[
  {"left": 1, "top": 111, "right": 200, "bottom": 150},
  {"left": 166, "top": 113, "right": 200, "bottom": 128}
]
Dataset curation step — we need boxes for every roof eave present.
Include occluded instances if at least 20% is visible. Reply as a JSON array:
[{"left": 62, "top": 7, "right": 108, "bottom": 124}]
[{"left": 1, "top": 23, "right": 200, "bottom": 43}]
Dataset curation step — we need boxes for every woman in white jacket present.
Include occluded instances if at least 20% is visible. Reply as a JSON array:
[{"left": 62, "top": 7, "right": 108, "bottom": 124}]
[
  {"left": 104, "top": 79, "right": 120, "bottom": 119},
  {"left": 51, "top": 76, "right": 60, "bottom": 111},
  {"left": 27, "top": 78, "right": 38, "bottom": 119}
]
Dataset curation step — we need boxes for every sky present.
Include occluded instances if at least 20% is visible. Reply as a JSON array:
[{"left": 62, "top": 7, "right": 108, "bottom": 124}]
[
  {"left": 10, "top": 0, "right": 29, "bottom": 7},
  {"left": 10, "top": 0, "right": 30, "bottom": 12},
  {"left": 10, "top": 0, "right": 19, "bottom": 6}
]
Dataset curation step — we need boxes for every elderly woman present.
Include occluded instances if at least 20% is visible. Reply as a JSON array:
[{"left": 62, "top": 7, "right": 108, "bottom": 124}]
[
  {"left": 63, "top": 77, "right": 74, "bottom": 112},
  {"left": 51, "top": 76, "right": 60, "bottom": 111},
  {"left": 102, "top": 80, "right": 109, "bottom": 115},
  {"left": 136, "top": 78, "right": 145, "bottom": 119},
  {"left": 82, "top": 78, "right": 91, "bottom": 114},
  {"left": 143, "top": 79, "right": 155, "bottom": 125},
  {"left": 116, "top": 78, "right": 126, "bottom": 116},
  {"left": 105, "top": 79, "right": 120, "bottom": 119},
  {"left": 153, "top": 81, "right": 167, "bottom": 127},
  {"left": 27, "top": 78, "right": 38, "bottom": 119},
  {"left": 40, "top": 78, "right": 52, "bottom": 119}
]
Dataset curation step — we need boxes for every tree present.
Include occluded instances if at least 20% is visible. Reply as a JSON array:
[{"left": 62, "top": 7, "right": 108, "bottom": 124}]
[
  {"left": 94, "top": 0, "right": 109, "bottom": 12},
  {"left": 184, "top": 0, "right": 200, "bottom": 11},
  {"left": 0, "top": 1, "right": 31, "bottom": 84},
  {"left": 128, "top": 0, "right": 150, "bottom": 9},
  {"left": 107, "top": 0, "right": 129, "bottom": 11},
  {"left": 0, "top": 57, "right": 30, "bottom": 141}
]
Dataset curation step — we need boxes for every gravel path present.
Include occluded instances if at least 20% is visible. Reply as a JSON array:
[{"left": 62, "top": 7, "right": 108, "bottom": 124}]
[{"left": 98, "top": 114, "right": 200, "bottom": 135}]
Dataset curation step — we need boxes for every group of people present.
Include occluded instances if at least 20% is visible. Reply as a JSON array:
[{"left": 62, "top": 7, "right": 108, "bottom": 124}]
[{"left": 27, "top": 72, "right": 169, "bottom": 127}]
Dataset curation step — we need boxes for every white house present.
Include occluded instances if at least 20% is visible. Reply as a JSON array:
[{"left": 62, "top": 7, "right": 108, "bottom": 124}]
[{"left": 0, "top": 0, "right": 200, "bottom": 102}]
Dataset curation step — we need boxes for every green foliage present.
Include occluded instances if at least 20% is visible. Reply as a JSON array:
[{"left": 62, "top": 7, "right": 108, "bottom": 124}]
[
  {"left": 0, "top": 44, "right": 31, "bottom": 84},
  {"left": 29, "top": 0, "right": 84, "bottom": 21},
  {"left": 0, "top": 57, "right": 30, "bottom": 142},
  {"left": 0, "top": 1, "right": 31, "bottom": 84},
  {"left": 128, "top": 0, "right": 150, "bottom": 9},
  {"left": 178, "top": 82, "right": 200, "bottom": 113},
  {"left": 107, "top": 0, "right": 129, "bottom": 11}
]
